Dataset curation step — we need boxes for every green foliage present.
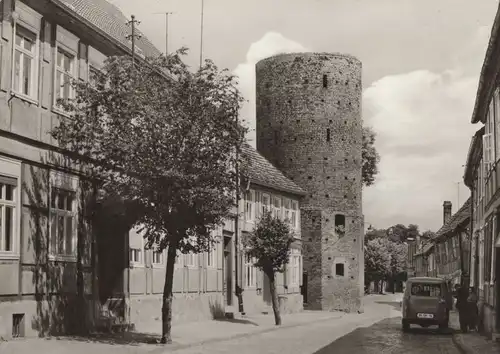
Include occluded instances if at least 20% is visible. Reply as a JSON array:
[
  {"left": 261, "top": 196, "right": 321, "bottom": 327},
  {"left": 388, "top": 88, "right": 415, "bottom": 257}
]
[
  {"left": 243, "top": 211, "right": 295, "bottom": 274},
  {"left": 365, "top": 238, "right": 391, "bottom": 280},
  {"left": 50, "top": 49, "right": 249, "bottom": 254},
  {"left": 362, "top": 126, "right": 380, "bottom": 187},
  {"left": 387, "top": 240, "right": 408, "bottom": 276}
]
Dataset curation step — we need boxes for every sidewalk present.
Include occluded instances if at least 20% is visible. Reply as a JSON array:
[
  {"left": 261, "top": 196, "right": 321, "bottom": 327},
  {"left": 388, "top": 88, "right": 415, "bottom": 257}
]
[
  {"left": 450, "top": 311, "right": 500, "bottom": 354},
  {"left": 0, "top": 294, "right": 401, "bottom": 354}
]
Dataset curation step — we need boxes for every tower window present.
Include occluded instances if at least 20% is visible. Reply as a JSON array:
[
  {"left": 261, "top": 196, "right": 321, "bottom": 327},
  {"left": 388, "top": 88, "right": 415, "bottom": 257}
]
[
  {"left": 335, "top": 263, "right": 345, "bottom": 277},
  {"left": 323, "top": 75, "right": 328, "bottom": 88},
  {"left": 335, "top": 214, "right": 346, "bottom": 237},
  {"left": 326, "top": 128, "right": 331, "bottom": 142}
]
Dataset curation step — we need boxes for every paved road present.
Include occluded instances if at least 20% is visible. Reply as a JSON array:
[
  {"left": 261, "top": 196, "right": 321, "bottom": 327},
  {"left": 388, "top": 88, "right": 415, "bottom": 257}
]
[
  {"left": 314, "top": 317, "right": 461, "bottom": 354},
  {"left": 166, "top": 296, "right": 461, "bottom": 354}
]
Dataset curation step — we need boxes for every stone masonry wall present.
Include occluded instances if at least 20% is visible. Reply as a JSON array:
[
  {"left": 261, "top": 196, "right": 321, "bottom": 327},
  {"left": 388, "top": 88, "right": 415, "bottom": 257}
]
[{"left": 255, "top": 52, "right": 364, "bottom": 312}]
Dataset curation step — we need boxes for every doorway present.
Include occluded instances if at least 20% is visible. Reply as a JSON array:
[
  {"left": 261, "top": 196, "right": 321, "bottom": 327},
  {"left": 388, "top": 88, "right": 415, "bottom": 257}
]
[
  {"left": 495, "top": 248, "right": 500, "bottom": 330},
  {"left": 263, "top": 272, "right": 271, "bottom": 305},
  {"left": 223, "top": 236, "right": 232, "bottom": 306},
  {"left": 301, "top": 272, "right": 308, "bottom": 305}
]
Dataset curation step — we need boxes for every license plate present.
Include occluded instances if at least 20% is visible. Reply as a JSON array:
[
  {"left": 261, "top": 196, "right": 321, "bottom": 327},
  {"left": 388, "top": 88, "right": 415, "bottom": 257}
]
[{"left": 417, "top": 313, "right": 434, "bottom": 319}]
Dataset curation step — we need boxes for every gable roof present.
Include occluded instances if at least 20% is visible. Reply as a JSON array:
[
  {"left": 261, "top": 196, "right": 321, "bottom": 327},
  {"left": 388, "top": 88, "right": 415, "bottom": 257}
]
[
  {"left": 435, "top": 197, "right": 471, "bottom": 240},
  {"left": 53, "top": 0, "right": 161, "bottom": 58},
  {"left": 241, "top": 145, "right": 307, "bottom": 196}
]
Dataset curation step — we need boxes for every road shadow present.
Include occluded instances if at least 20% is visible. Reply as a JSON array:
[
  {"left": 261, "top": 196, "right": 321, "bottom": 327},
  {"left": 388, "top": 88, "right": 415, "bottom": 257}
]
[
  {"left": 213, "top": 318, "right": 260, "bottom": 326},
  {"left": 375, "top": 301, "right": 402, "bottom": 311},
  {"left": 47, "top": 331, "right": 163, "bottom": 346}
]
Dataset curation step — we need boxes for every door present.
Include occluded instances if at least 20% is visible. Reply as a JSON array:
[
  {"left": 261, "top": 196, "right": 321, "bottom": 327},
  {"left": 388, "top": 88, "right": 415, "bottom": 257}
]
[
  {"left": 263, "top": 272, "right": 272, "bottom": 305},
  {"left": 223, "top": 236, "right": 232, "bottom": 306},
  {"left": 301, "top": 272, "right": 308, "bottom": 304}
]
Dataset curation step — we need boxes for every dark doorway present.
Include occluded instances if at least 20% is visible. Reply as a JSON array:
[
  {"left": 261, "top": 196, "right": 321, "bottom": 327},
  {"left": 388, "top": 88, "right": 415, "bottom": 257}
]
[
  {"left": 263, "top": 272, "right": 271, "bottom": 305},
  {"left": 496, "top": 248, "right": 500, "bottom": 330},
  {"left": 301, "top": 272, "right": 308, "bottom": 304},
  {"left": 223, "top": 236, "right": 233, "bottom": 306}
]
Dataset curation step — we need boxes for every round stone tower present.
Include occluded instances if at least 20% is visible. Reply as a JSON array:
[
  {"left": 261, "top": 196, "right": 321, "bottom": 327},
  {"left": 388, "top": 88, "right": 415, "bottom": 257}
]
[{"left": 255, "top": 52, "right": 364, "bottom": 312}]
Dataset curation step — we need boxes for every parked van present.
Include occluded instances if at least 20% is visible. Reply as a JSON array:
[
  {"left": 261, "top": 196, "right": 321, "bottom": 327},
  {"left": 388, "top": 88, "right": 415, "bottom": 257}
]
[{"left": 401, "top": 277, "right": 453, "bottom": 331}]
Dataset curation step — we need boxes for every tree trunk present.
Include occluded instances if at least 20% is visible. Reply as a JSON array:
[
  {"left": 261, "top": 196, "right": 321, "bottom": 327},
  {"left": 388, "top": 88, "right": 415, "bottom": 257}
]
[
  {"left": 268, "top": 272, "right": 281, "bottom": 325},
  {"left": 160, "top": 244, "right": 177, "bottom": 344}
]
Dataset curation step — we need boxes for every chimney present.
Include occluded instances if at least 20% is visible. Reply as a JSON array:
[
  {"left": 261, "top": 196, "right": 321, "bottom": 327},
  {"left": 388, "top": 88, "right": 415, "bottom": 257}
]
[{"left": 443, "top": 201, "right": 452, "bottom": 225}]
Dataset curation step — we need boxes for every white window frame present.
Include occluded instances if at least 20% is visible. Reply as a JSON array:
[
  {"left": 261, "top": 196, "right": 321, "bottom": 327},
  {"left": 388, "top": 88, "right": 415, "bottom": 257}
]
[
  {"left": 207, "top": 245, "right": 216, "bottom": 268},
  {"left": 291, "top": 200, "right": 299, "bottom": 230},
  {"left": 244, "top": 190, "right": 255, "bottom": 223},
  {"left": 244, "top": 254, "right": 256, "bottom": 288},
  {"left": 0, "top": 157, "right": 21, "bottom": 260},
  {"left": 185, "top": 252, "right": 197, "bottom": 268},
  {"left": 48, "top": 171, "right": 78, "bottom": 262},
  {"left": 152, "top": 249, "right": 164, "bottom": 268},
  {"left": 261, "top": 193, "right": 271, "bottom": 215},
  {"left": 54, "top": 43, "right": 77, "bottom": 112},
  {"left": 484, "top": 114, "right": 494, "bottom": 174},
  {"left": 288, "top": 249, "right": 300, "bottom": 286},
  {"left": 272, "top": 196, "right": 282, "bottom": 219},
  {"left": 283, "top": 198, "right": 291, "bottom": 223},
  {"left": 130, "top": 248, "right": 142, "bottom": 265},
  {"left": 11, "top": 24, "right": 39, "bottom": 102}
]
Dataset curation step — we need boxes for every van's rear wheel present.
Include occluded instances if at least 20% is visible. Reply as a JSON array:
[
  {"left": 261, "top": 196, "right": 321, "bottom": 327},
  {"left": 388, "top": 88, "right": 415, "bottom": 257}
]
[{"left": 402, "top": 320, "right": 410, "bottom": 332}]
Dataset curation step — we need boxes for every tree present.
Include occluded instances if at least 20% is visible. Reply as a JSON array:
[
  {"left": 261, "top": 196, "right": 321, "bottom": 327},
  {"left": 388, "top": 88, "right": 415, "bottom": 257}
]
[
  {"left": 243, "top": 211, "right": 295, "bottom": 325},
  {"left": 362, "top": 126, "right": 381, "bottom": 187},
  {"left": 365, "top": 238, "right": 391, "bottom": 285},
  {"left": 50, "top": 50, "right": 248, "bottom": 343},
  {"left": 387, "top": 240, "right": 408, "bottom": 292}
]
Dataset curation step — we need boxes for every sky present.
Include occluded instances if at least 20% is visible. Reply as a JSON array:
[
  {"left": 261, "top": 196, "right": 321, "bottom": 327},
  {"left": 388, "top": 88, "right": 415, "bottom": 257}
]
[{"left": 109, "top": 0, "right": 498, "bottom": 233}]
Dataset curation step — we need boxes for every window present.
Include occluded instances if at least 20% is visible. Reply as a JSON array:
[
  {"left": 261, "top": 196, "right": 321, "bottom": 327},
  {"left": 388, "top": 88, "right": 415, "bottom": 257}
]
[
  {"left": 283, "top": 198, "right": 291, "bottom": 223},
  {"left": 261, "top": 193, "right": 271, "bottom": 215},
  {"left": 55, "top": 47, "right": 76, "bottom": 103},
  {"left": 290, "top": 201, "right": 299, "bottom": 229},
  {"left": 13, "top": 26, "right": 38, "bottom": 99},
  {"left": 493, "top": 89, "right": 500, "bottom": 160},
  {"left": 185, "top": 252, "right": 197, "bottom": 267},
  {"left": 49, "top": 187, "right": 76, "bottom": 257},
  {"left": 245, "top": 190, "right": 254, "bottom": 222},
  {"left": 0, "top": 177, "right": 17, "bottom": 253},
  {"left": 130, "top": 248, "right": 141, "bottom": 263},
  {"left": 410, "top": 283, "right": 442, "bottom": 297},
  {"left": 207, "top": 246, "right": 215, "bottom": 267},
  {"left": 88, "top": 66, "right": 100, "bottom": 88},
  {"left": 323, "top": 74, "right": 328, "bottom": 88},
  {"left": 335, "top": 214, "right": 346, "bottom": 237},
  {"left": 289, "top": 252, "right": 300, "bottom": 285},
  {"left": 335, "top": 263, "right": 345, "bottom": 277},
  {"left": 272, "top": 196, "right": 282, "bottom": 219},
  {"left": 483, "top": 115, "right": 494, "bottom": 174},
  {"left": 326, "top": 128, "right": 331, "bottom": 142},
  {"left": 244, "top": 254, "right": 256, "bottom": 288},
  {"left": 152, "top": 250, "right": 163, "bottom": 265}
]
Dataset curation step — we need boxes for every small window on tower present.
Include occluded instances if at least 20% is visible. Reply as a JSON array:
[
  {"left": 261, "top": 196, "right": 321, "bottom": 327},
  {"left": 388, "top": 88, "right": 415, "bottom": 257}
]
[
  {"left": 327, "top": 128, "right": 331, "bottom": 142},
  {"left": 323, "top": 75, "right": 328, "bottom": 88},
  {"left": 335, "top": 214, "right": 346, "bottom": 237},
  {"left": 335, "top": 263, "right": 345, "bottom": 277}
]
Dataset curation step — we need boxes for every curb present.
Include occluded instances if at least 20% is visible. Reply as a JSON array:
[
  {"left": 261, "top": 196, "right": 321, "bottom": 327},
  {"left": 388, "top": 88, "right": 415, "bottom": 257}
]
[
  {"left": 452, "top": 333, "right": 475, "bottom": 354},
  {"left": 146, "top": 313, "right": 345, "bottom": 353}
]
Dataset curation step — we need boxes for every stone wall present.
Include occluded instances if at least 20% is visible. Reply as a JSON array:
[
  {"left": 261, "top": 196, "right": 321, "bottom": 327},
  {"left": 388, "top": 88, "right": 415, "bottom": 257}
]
[{"left": 255, "top": 52, "right": 364, "bottom": 312}]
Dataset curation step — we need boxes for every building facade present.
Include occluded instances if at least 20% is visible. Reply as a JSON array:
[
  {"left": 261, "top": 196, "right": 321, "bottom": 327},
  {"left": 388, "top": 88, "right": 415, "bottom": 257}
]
[
  {"left": 0, "top": 0, "right": 160, "bottom": 338},
  {"left": 463, "top": 3, "right": 500, "bottom": 336},
  {"left": 127, "top": 145, "right": 307, "bottom": 326},
  {"left": 255, "top": 52, "right": 364, "bottom": 313}
]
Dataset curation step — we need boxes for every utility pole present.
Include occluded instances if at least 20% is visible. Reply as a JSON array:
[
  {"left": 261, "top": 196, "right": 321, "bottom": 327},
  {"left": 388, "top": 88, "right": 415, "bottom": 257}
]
[
  {"left": 153, "top": 12, "right": 175, "bottom": 55},
  {"left": 126, "top": 15, "right": 142, "bottom": 68},
  {"left": 199, "top": 0, "right": 205, "bottom": 69}
]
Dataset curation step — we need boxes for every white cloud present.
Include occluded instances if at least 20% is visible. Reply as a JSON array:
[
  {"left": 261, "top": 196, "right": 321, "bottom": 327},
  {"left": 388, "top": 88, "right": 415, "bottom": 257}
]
[
  {"left": 236, "top": 28, "right": 489, "bottom": 232},
  {"left": 363, "top": 26, "right": 490, "bottom": 231},
  {"left": 234, "top": 32, "right": 308, "bottom": 144}
]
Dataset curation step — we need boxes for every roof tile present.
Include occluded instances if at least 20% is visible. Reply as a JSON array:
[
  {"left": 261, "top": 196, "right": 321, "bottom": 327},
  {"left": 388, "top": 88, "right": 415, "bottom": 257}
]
[
  {"left": 55, "top": 0, "right": 161, "bottom": 58},
  {"left": 242, "top": 145, "right": 307, "bottom": 196},
  {"left": 435, "top": 197, "right": 471, "bottom": 239}
]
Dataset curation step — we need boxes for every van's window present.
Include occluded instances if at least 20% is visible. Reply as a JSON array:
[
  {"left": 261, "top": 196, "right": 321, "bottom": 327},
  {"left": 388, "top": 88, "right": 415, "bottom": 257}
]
[{"left": 410, "top": 283, "right": 442, "bottom": 297}]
